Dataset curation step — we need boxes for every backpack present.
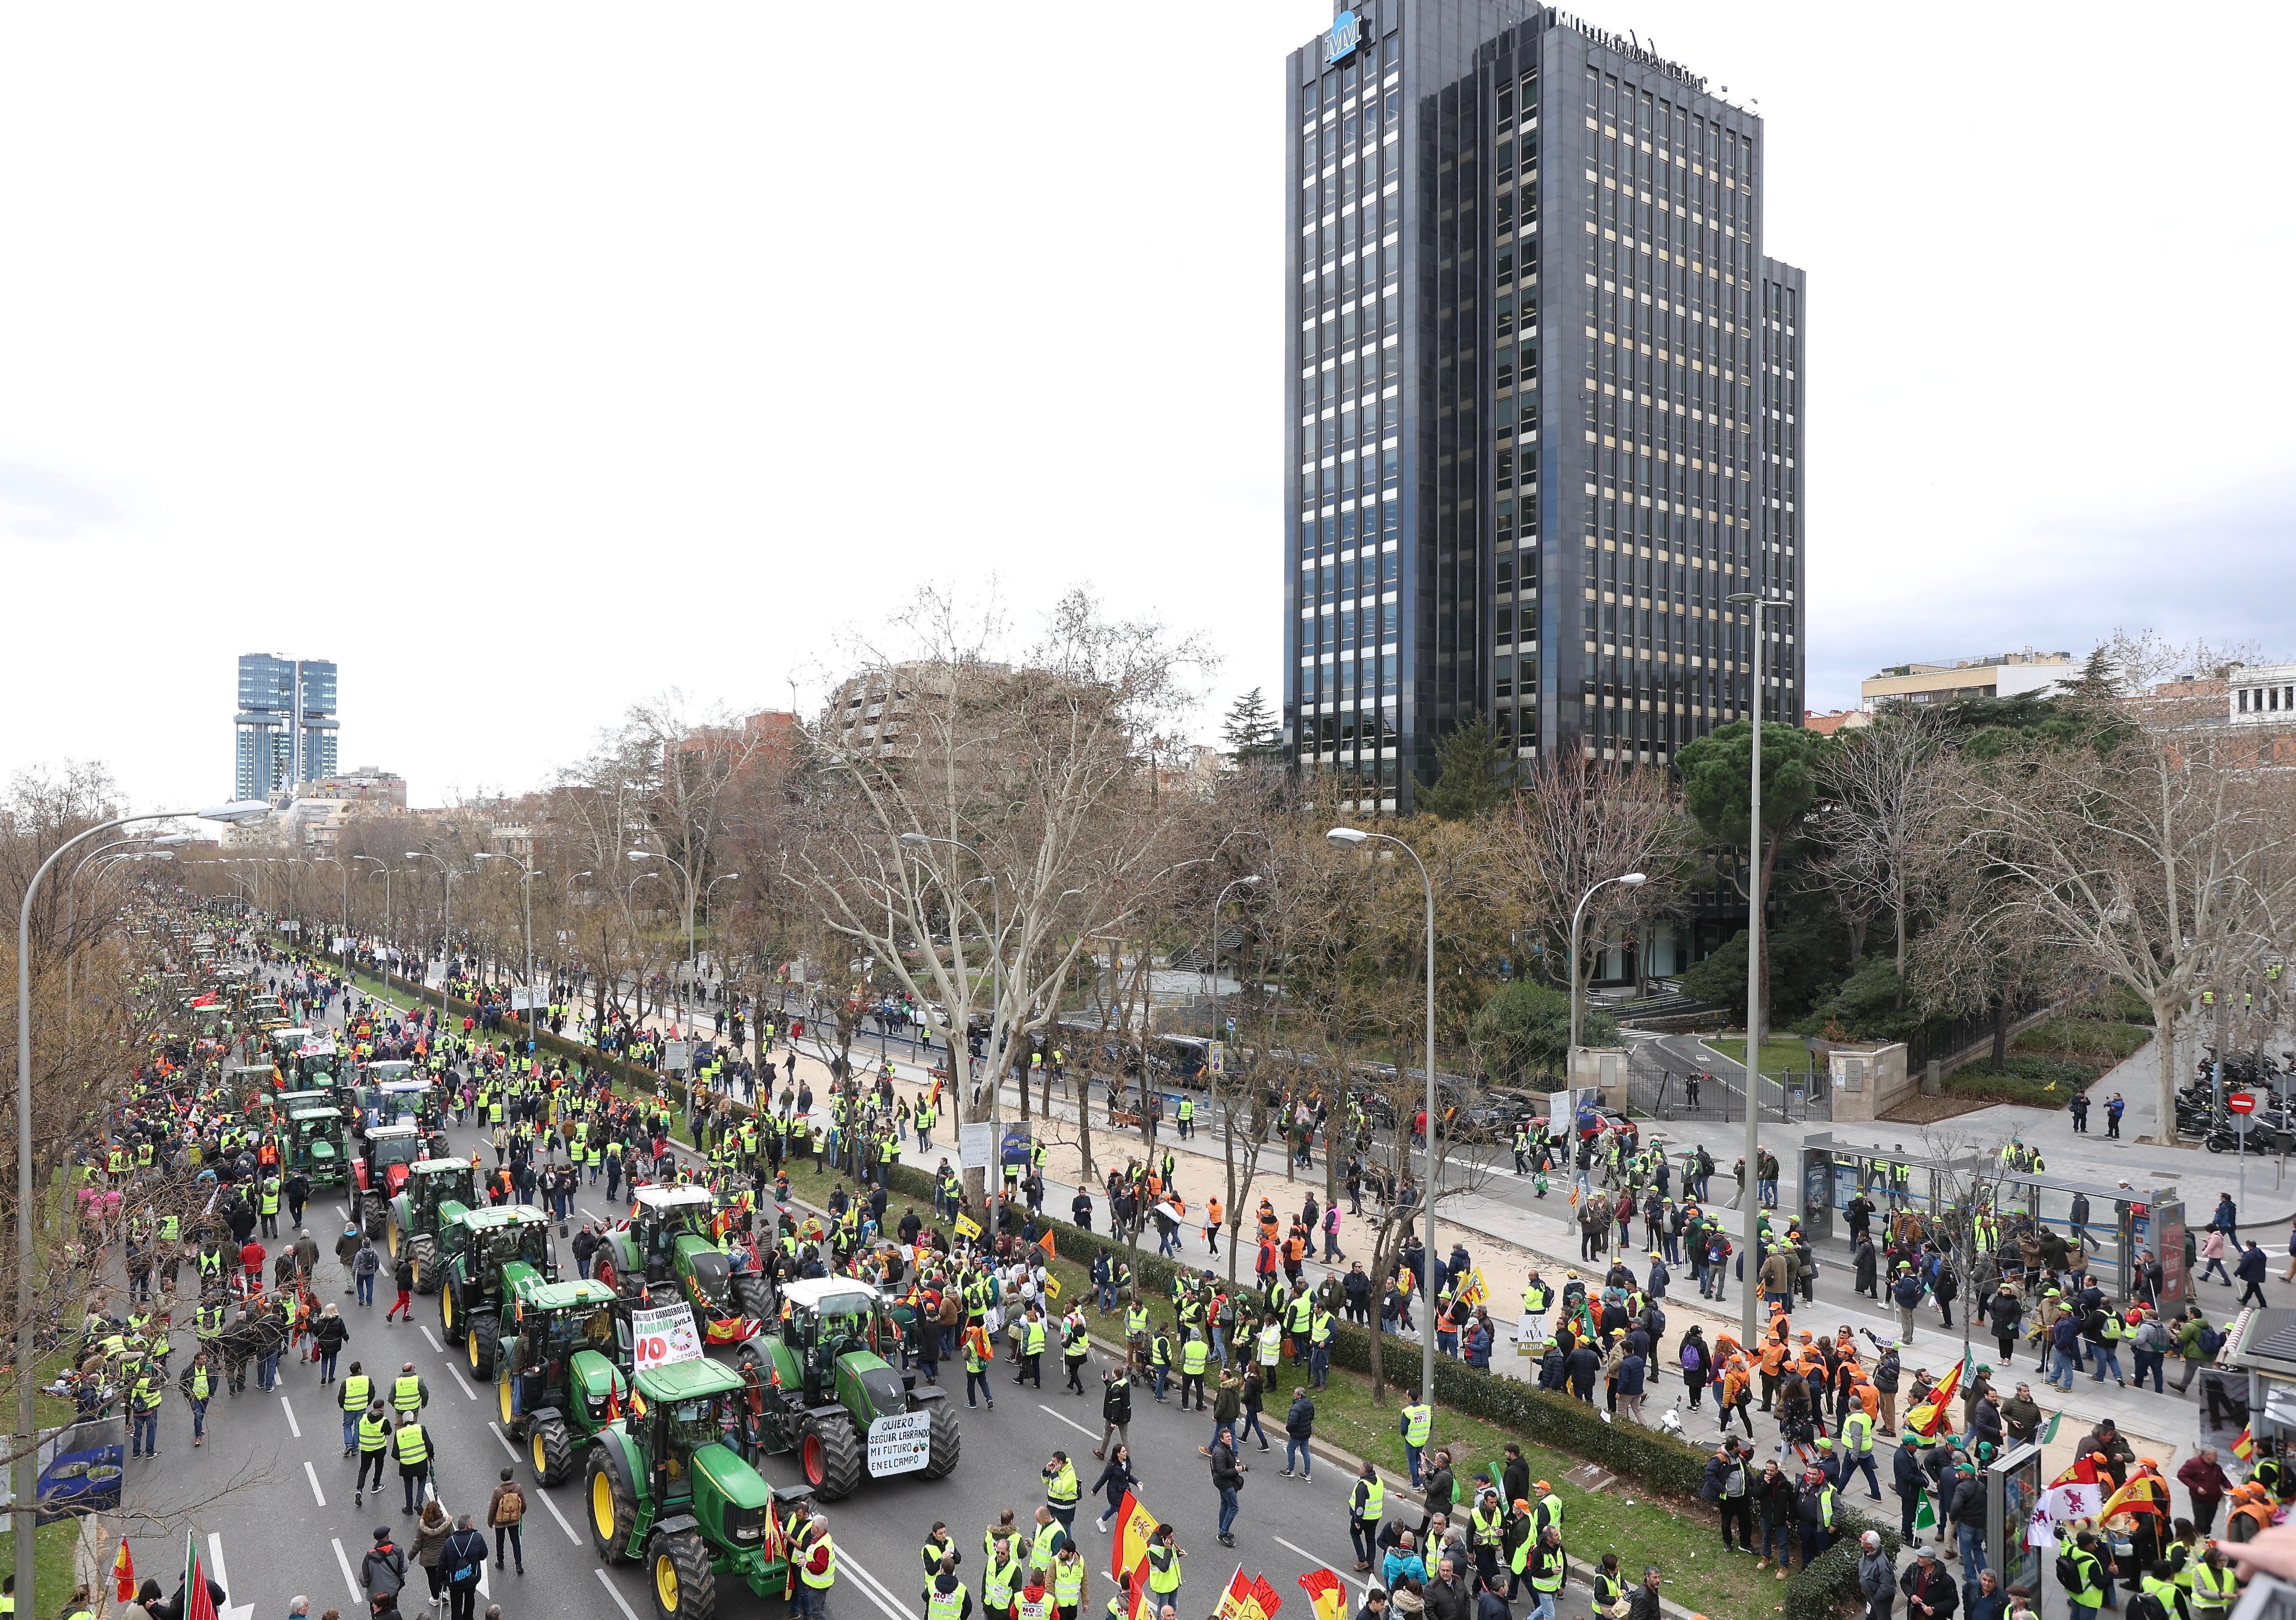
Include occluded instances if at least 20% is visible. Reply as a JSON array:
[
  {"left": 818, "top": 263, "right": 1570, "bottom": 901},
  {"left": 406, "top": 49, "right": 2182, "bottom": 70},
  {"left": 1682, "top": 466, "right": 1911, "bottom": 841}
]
[
  {"left": 2056, "top": 1553, "right": 2081, "bottom": 1591},
  {"left": 496, "top": 1485, "right": 525, "bottom": 1524},
  {"left": 1681, "top": 1343, "right": 1703, "bottom": 1373},
  {"left": 2199, "top": 1324, "right": 2226, "bottom": 1355}
]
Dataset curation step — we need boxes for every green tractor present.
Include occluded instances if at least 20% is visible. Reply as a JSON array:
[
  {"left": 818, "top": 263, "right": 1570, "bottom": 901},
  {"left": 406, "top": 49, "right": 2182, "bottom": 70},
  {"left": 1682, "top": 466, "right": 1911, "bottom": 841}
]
[
  {"left": 729, "top": 1276, "right": 958, "bottom": 1499},
  {"left": 438, "top": 1204, "right": 558, "bottom": 1376},
  {"left": 593, "top": 1186, "right": 773, "bottom": 1346},
  {"left": 494, "top": 1274, "right": 633, "bottom": 1484},
  {"left": 284, "top": 1106, "right": 348, "bottom": 1191},
  {"left": 589, "top": 1357, "right": 811, "bottom": 1620},
  {"left": 386, "top": 1157, "right": 480, "bottom": 1291}
]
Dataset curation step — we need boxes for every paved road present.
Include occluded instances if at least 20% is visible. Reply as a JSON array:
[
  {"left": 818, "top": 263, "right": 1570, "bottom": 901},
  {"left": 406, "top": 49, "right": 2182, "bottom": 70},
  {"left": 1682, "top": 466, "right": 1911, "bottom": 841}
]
[{"left": 112, "top": 968, "right": 1628, "bottom": 1620}]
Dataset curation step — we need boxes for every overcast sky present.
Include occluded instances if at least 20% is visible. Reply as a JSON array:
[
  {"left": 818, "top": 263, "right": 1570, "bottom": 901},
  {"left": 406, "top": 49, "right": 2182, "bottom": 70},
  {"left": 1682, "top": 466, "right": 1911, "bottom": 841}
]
[{"left": 3, "top": 3, "right": 2291, "bottom": 811}]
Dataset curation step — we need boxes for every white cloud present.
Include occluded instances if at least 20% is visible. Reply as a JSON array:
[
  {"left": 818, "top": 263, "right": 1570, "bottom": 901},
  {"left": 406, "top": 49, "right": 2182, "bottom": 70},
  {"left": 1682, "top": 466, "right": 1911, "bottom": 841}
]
[{"left": 0, "top": 2, "right": 2288, "bottom": 805}]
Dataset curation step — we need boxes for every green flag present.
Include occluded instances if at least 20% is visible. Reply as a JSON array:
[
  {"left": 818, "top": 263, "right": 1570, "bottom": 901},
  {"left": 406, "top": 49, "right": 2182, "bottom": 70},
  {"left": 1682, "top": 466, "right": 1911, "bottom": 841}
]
[
  {"left": 2041, "top": 1412, "right": 2062, "bottom": 1444},
  {"left": 1913, "top": 1495, "right": 1939, "bottom": 1535}
]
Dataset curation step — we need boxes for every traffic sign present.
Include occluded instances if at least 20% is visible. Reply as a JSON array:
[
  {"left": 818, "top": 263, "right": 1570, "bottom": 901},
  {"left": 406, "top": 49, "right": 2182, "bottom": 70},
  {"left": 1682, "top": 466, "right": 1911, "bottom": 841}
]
[
  {"left": 2228, "top": 1092, "right": 2258, "bottom": 1115},
  {"left": 2227, "top": 1112, "right": 2259, "bottom": 1138}
]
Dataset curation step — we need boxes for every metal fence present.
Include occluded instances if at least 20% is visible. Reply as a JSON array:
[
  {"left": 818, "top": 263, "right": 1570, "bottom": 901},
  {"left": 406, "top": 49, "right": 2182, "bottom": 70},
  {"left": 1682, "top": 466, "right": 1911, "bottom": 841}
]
[{"left": 1627, "top": 1048, "right": 1831, "bottom": 1124}]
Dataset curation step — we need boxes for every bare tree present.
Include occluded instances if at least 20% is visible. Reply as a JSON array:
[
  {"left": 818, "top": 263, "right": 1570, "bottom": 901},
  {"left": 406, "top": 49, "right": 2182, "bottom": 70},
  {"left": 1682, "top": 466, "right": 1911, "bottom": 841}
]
[
  {"left": 1811, "top": 709, "right": 1952, "bottom": 992},
  {"left": 1945, "top": 634, "right": 2296, "bottom": 1131},
  {"left": 1503, "top": 752, "right": 1698, "bottom": 995},
  {"left": 782, "top": 589, "right": 1206, "bottom": 1207}
]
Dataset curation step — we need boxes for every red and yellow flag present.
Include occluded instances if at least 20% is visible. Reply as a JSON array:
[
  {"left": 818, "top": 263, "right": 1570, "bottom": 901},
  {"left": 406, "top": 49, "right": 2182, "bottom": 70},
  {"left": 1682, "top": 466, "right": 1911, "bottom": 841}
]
[
  {"left": 1110, "top": 1492, "right": 1156, "bottom": 1581},
  {"left": 1298, "top": 1569, "right": 1346, "bottom": 1620},
  {"left": 2234, "top": 1426, "right": 2256, "bottom": 1463},
  {"left": 1907, "top": 1358, "right": 1964, "bottom": 1437},
  {"left": 2098, "top": 1471, "right": 2171, "bottom": 1522},
  {"left": 1215, "top": 1568, "right": 1258, "bottom": 1620},
  {"left": 1128, "top": 1560, "right": 1154, "bottom": 1620},
  {"left": 114, "top": 1539, "right": 136, "bottom": 1603}
]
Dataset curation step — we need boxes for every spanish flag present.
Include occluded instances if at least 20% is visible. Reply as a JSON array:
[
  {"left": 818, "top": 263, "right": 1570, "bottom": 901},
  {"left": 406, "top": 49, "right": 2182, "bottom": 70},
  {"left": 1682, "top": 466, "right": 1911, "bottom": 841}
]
[
  {"left": 113, "top": 1538, "right": 136, "bottom": 1603},
  {"left": 1907, "top": 1357, "right": 1964, "bottom": 1438},
  {"left": 1110, "top": 1492, "right": 1156, "bottom": 1582},
  {"left": 2234, "top": 1426, "right": 2256, "bottom": 1462},
  {"left": 1215, "top": 1568, "right": 1259, "bottom": 1620},
  {"left": 1298, "top": 1569, "right": 1346, "bottom": 1620},
  {"left": 2098, "top": 1471, "right": 2171, "bottom": 1522}
]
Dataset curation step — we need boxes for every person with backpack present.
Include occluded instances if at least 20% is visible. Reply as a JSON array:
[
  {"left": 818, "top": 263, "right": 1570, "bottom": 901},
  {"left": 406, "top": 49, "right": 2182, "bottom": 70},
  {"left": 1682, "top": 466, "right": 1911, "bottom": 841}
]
[
  {"left": 1678, "top": 1327, "right": 1711, "bottom": 1410},
  {"left": 2173, "top": 1309, "right": 2226, "bottom": 1394},
  {"left": 439, "top": 1515, "right": 489, "bottom": 1620},
  {"left": 2129, "top": 1313, "right": 2172, "bottom": 1393},
  {"left": 358, "top": 1528, "right": 407, "bottom": 1609},
  {"left": 485, "top": 1468, "right": 525, "bottom": 1573}
]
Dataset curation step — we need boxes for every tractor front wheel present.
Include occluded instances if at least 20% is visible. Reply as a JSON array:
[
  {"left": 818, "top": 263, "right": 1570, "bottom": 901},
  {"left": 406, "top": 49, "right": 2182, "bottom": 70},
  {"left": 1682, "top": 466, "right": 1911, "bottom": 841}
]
[
  {"left": 649, "top": 1529, "right": 717, "bottom": 1620},
  {"left": 924, "top": 1402, "right": 960, "bottom": 1479},
  {"left": 729, "top": 1272, "right": 772, "bottom": 1323},
  {"left": 797, "top": 1410, "right": 863, "bottom": 1500},
  {"left": 588, "top": 1446, "right": 637, "bottom": 1563},
  {"left": 409, "top": 1234, "right": 438, "bottom": 1295},
  {"left": 467, "top": 1313, "right": 500, "bottom": 1378},
  {"left": 529, "top": 1412, "right": 577, "bottom": 1486},
  {"left": 440, "top": 1284, "right": 458, "bottom": 1337}
]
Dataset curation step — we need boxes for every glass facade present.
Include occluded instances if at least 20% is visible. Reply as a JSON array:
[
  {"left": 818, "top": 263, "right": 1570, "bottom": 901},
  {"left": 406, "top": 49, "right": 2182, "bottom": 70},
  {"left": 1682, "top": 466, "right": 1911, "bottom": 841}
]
[
  {"left": 236, "top": 653, "right": 339, "bottom": 799},
  {"left": 1285, "top": 1, "right": 1805, "bottom": 808}
]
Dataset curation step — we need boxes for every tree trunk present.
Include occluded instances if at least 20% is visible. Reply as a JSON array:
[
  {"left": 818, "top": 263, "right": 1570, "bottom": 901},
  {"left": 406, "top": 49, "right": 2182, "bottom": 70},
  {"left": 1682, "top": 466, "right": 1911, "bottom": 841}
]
[{"left": 2152, "top": 994, "right": 2183, "bottom": 1147}]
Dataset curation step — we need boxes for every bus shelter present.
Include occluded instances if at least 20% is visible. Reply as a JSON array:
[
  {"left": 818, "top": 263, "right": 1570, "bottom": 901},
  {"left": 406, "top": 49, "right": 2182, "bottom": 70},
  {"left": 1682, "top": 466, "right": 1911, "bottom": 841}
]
[{"left": 1796, "top": 1130, "right": 2186, "bottom": 1309}]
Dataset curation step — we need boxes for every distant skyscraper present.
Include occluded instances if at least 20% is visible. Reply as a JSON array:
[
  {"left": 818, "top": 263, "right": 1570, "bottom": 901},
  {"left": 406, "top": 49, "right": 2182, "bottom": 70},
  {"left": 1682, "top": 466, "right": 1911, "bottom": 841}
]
[
  {"left": 235, "top": 655, "right": 339, "bottom": 799},
  {"left": 1284, "top": 1, "right": 1805, "bottom": 811}
]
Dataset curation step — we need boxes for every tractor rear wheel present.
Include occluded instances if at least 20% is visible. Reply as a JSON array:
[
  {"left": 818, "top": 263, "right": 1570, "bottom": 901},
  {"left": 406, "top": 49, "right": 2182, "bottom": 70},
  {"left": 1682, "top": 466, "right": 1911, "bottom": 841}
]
[
  {"left": 729, "top": 1273, "right": 771, "bottom": 1323},
  {"left": 588, "top": 1445, "right": 637, "bottom": 1563},
  {"left": 924, "top": 1402, "right": 960, "bottom": 1479},
  {"left": 409, "top": 1234, "right": 438, "bottom": 1295},
  {"left": 797, "top": 1409, "right": 863, "bottom": 1500},
  {"left": 649, "top": 1529, "right": 717, "bottom": 1620},
  {"left": 365, "top": 1197, "right": 387, "bottom": 1240},
  {"left": 529, "top": 1412, "right": 577, "bottom": 1486},
  {"left": 467, "top": 1313, "right": 500, "bottom": 1377}
]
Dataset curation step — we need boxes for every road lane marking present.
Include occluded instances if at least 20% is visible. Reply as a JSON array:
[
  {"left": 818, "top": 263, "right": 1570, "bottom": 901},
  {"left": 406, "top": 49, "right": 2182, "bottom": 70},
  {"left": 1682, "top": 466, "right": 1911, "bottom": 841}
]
[
  {"left": 208, "top": 1534, "right": 230, "bottom": 1591},
  {"left": 421, "top": 1326, "right": 444, "bottom": 1354},
  {"left": 305, "top": 1459, "right": 326, "bottom": 1506},
  {"left": 837, "top": 1551, "right": 913, "bottom": 1620},
  {"left": 280, "top": 1396, "right": 300, "bottom": 1437},
  {"left": 594, "top": 1568, "right": 642, "bottom": 1620},
  {"left": 1037, "top": 1403, "right": 1097, "bottom": 1441},
  {"left": 487, "top": 1421, "right": 518, "bottom": 1458},
  {"left": 332, "top": 1539, "right": 362, "bottom": 1608},
  {"left": 539, "top": 1481, "right": 582, "bottom": 1542},
  {"left": 1274, "top": 1538, "right": 1367, "bottom": 1591},
  {"left": 448, "top": 1364, "right": 478, "bottom": 1401}
]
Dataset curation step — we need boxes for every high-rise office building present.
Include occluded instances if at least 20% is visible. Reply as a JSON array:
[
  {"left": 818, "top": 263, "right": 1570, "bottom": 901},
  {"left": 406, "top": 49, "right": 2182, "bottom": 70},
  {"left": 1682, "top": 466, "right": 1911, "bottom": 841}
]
[
  {"left": 1284, "top": 1, "right": 1804, "bottom": 811},
  {"left": 234, "top": 654, "right": 339, "bottom": 799}
]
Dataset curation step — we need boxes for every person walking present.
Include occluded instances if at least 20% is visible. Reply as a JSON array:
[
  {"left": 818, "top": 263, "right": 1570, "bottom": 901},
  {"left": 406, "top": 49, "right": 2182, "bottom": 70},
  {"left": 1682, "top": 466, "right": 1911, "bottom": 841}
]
[
  {"left": 439, "top": 1517, "right": 489, "bottom": 1620},
  {"left": 358, "top": 1528, "right": 407, "bottom": 1614},
  {"left": 355, "top": 1401, "right": 392, "bottom": 1507},
  {"left": 2236, "top": 1242, "right": 2270, "bottom": 1308},
  {"left": 1858, "top": 1531, "right": 1894, "bottom": 1620},
  {"left": 1090, "top": 1446, "right": 1138, "bottom": 1533},
  {"left": 485, "top": 1469, "right": 525, "bottom": 1573},
  {"left": 313, "top": 1305, "right": 349, "bottom": 1384},
  {"left": 394, "top": 1414, "right": 435, "bottom": 1517},
  {"left": 1096, "top": 1366, "right": 1131, "bottom": 1461},
  {"left": 386, "top": 1255, "right": 415, "bottom": 1323},
  {"left": 411, "top": 1501, "right": 453, "bottom": 1613},
  {"left": 1282, "top": 1387, "right": 1316, "bottom": 1481},
  {"left": 178, "top": 1351, "right": 215, "bottom": 1448},
  {"left": 1207, "top": 1425, "right": 1245, "bottom": 1548},
  {"left": 1348, "top": 1461, "right": 1384, "bottom": 1572}
]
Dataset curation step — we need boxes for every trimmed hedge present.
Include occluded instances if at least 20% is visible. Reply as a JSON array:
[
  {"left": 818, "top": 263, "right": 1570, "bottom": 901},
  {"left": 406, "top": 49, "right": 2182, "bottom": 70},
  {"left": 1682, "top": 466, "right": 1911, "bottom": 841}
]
[{"left": 1784, "top": 1519, "right": 1899, "bottom": 1620}]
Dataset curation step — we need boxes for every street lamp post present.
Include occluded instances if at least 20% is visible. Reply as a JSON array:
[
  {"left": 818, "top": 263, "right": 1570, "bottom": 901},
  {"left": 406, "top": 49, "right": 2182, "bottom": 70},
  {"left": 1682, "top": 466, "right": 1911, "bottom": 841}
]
[
  {"left": 309, "top": 855, "right": 351, "bottom": 975},
  {"left": 1566, "top": 872, "right": 1648, "bottom": 1073},
  {"left": 15, "top": 799, "right": 270, "bottom": 1618},
  {"left": 626, "top": 849, "right": 697, "bottom": 1032},
  {"left": 475, "top": 851, "right": 547, "bottom": 1029},
  {"left": 406, "top": 852, "right": 463, "bottom": 1032},
  {"left": 1207, "top": 874, "right": 1264, "bottom": 1051},
  {"left": 1728, "top": 588, "right": 1779, "bottom": 1353},
  {"left": 354, "top": 857, "right": 393, "bottom": 964},
  {"left": 1326, "top": 824, "right": 1438, "bottom": 1410}
]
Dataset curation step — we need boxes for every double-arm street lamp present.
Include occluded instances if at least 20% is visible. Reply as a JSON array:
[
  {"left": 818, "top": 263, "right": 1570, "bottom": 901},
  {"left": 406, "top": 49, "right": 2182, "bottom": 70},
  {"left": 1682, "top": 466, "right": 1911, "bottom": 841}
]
[
  {"left": 475, "top": 851, "right": 544, "bottom": 1027},
  {"left": 16, "top": 799, "right": 271, "bottom": 1616},
  {"left": 1729, "top": 588, "right": 1782, "bottom": 1353},
  {"left": 1325, "top": 824, "right": 1438, "bottom": 1414},
  {"left": 308, "top": 854, "right": 351, "bottom": 974},
  {"left": 405, "top": 851, "right": 465, "bottom": 1030},
  {"left": 1206, "top": 875, "right": 1264, "bottom": 1045}
]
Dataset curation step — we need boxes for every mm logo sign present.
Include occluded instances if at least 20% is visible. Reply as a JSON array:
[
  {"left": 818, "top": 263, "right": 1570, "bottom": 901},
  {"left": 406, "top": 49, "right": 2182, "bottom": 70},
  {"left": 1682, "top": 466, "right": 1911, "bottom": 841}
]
[{"left": 1326, "top": 9, "right": 1361, "bottom": 63}]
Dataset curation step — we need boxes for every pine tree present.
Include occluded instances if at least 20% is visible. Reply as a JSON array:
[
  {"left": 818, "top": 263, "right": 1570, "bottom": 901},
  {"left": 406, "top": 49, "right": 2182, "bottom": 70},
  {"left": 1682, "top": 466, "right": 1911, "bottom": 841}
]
[
  {"left": 1221, "top": 687, "right": 1284, "bottom": 762},
  {"left": 1416, "top": 711, "right": 1514, "bottom": 820}
]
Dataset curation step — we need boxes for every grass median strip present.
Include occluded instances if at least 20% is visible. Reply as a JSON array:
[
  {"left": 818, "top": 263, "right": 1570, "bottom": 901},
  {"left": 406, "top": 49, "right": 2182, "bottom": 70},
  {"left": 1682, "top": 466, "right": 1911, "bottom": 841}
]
[{"left": 768, "top": 1157, "right": 1784, "bottom": 1617}]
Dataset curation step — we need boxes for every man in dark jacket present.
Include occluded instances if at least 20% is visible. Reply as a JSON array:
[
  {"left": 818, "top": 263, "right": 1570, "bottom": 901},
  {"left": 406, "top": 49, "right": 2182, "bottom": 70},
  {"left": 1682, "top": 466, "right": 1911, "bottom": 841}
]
[
  {"left": 1983, "top": 1286, "right": 2023, "bottom": 1367},
  {"left": 1893, "top": 1437, "right": 1929, "bottom": 1546},
  {"left": 1423, "top": 1558, "right": 1469, "bottom": 1620},
  {"left": 1099, "top": 1365, "right": 1132, "bottom": 1460},
  {"left": 1419, "top": 1452, "right": 1456, "bottom": 1542},
  {"left": 1565, "top": 1340, "right": 1601, "bottom": 1403},
  {"left": 1755, "top": 1460, "right": 1798, "bottom": 1569},
  {"left": 439, "top": 1515, "right": 488, "bottom": 1620},
  {"left": 1899, "top": 1549, "right": 1957, "bottom": 1620},
  {"left": 1858, "top": 1530, "right": 1894, "bottom": 1620},
  {"left": 1704, "top": 1438, "right": 1754, "bottom": 1554}
]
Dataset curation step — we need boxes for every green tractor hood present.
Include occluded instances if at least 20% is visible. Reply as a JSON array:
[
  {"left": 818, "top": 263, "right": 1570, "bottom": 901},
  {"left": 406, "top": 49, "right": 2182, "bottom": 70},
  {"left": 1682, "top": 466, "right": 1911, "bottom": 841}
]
[{"left": 832, "top": 1350, "right": 909, "bottom": 1423}]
